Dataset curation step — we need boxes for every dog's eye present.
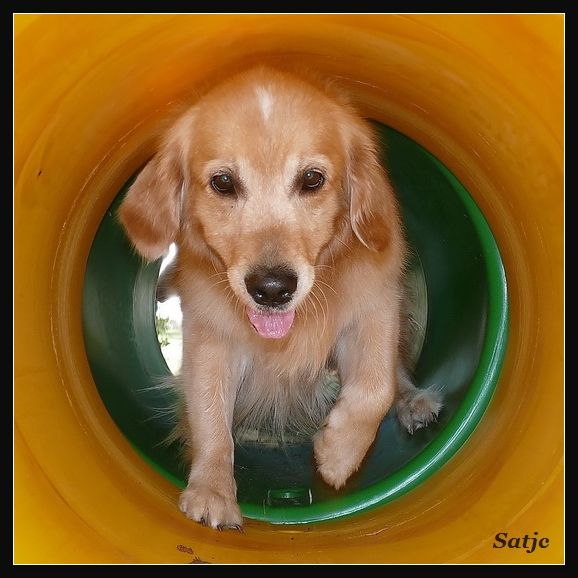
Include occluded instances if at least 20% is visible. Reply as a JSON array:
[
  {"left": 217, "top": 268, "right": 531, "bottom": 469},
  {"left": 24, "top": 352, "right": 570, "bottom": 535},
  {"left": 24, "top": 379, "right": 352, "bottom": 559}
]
[
  {"left": 301, "top": 170, "right": 324, "bottom": 192},
  {"left": 211, "top": 173, "right": 236, "bottom": 195}
]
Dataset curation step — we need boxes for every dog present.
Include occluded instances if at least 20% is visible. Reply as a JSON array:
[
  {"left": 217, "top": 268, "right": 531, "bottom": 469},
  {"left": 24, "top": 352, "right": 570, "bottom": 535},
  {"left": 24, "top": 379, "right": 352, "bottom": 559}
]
[{"left": 118, "top": 67, "right": 442, "bottom": 530}]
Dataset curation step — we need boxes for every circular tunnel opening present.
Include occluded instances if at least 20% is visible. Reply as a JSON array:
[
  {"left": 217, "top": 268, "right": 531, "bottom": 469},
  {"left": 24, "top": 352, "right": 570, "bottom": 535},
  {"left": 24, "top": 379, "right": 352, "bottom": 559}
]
[{"left": 82, "top": 124, "right": 508, "bottom": 524}]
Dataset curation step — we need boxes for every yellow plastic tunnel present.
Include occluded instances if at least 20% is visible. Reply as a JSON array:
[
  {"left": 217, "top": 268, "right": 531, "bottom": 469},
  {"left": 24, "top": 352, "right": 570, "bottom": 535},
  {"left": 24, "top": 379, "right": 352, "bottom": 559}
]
[{"left": 15, "top": 14, "right": 563, "bottom": 563}]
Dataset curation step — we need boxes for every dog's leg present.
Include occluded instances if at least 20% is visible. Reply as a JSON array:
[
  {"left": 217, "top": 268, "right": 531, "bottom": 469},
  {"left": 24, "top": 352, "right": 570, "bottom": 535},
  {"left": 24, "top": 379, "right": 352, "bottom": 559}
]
[
  {"left": 395, "top": 366, "right": 443, "bottom": 434},
  {"left": 314, "top": 293, "right": 401, "bottom": 489},
  {"left": 178, "top": 325, "right": 243, "bottom": 530}
]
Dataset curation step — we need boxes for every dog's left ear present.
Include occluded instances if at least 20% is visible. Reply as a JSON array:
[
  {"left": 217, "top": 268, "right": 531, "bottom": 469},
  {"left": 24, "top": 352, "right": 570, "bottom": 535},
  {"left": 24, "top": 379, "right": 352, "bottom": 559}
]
[{"left": 346, "top": 121, "right": 397, "bottom": 253}]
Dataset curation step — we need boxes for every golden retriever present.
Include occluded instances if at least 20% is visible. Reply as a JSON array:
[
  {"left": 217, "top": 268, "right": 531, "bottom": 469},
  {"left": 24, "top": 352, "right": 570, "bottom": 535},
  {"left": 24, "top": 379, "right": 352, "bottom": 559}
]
[{"left": 118, "top": 67, "right": 442, "bottom": 530}]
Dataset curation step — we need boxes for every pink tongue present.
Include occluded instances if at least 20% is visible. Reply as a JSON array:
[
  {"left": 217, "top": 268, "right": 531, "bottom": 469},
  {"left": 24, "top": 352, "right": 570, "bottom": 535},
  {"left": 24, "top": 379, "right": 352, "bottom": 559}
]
[{"left": 247, "top": 308, "right": 295, "bottom": 339}]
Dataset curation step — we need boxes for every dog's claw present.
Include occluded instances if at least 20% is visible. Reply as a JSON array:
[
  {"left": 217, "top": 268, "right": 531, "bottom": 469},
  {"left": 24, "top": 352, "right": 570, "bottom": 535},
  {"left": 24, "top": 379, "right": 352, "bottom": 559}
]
[
  {"left": 180, "top": 486, "right": 243, "bottom": 531},
  {"left": 396, "top": 387, "right": 443, "bottom": 435},
  {"left": 215, "top": 523, "right": 243, "bottom": 532}
]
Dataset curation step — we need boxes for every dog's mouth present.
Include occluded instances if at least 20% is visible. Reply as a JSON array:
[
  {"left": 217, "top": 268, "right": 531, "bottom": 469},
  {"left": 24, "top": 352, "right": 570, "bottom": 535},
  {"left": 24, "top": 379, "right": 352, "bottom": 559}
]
[{"left": 246, "top": 307, "right": 296, "bottom": 339}]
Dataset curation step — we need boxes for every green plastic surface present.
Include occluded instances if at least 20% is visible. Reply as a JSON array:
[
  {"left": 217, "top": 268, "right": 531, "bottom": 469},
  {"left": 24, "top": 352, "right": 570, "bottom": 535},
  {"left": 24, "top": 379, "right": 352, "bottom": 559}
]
[{"left": 82, "top": 125, "right": 508, "bottom": 524}]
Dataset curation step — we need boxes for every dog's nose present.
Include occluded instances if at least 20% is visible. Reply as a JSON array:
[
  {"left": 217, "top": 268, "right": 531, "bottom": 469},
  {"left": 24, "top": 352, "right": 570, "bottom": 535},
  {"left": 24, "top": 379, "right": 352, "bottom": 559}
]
[{"left": 245, "top": 268, "right": 298, "bottom": 308}]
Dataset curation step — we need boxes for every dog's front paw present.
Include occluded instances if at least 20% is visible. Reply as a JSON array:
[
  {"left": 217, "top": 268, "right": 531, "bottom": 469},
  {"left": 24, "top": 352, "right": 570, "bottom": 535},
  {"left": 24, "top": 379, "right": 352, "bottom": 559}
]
[
  {"left": 396, "top": 387, "right": 442, "bottom": 434},
  {"left": 179, "top": 486, "right": 243, "bottom": 531},
  {"left": 313, "top": 414, "right": 377, "bottom": 490}
]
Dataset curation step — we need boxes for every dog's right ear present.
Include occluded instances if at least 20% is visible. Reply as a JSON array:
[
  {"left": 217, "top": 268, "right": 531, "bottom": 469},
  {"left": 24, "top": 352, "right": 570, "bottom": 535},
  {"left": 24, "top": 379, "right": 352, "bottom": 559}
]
[{"left": 118, "top": 111, "right": 195, "bottom": 261}]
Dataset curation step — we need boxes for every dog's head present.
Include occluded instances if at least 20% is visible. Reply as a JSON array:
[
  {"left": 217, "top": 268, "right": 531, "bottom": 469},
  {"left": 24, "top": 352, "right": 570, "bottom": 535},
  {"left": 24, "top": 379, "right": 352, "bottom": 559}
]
[{"left": 119, "top": 68, "right": 398, "bottom": 339}]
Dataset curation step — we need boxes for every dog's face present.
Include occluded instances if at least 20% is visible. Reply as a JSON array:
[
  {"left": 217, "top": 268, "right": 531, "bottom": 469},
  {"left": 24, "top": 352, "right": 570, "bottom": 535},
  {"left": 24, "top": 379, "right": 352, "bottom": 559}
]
[
  {"left": 119, "top": 68, "right": 394, "bottom": 339},
  {"left": 185, "top": 77, "right": 351, "bottom": 339}
]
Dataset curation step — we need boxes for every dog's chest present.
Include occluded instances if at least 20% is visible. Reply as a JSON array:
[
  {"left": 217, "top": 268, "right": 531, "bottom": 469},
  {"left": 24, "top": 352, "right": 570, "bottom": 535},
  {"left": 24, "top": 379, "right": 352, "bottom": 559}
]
[
  {"left": 244, "top": 345, "right": 331, "bottom": 388},
  {"left": 232, "top": 333, "right": 340, "bottom": 436}
]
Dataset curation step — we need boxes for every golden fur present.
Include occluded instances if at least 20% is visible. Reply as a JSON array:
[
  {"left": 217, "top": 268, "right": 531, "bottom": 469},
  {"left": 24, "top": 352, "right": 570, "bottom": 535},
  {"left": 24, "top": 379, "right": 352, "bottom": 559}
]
[{"left": 119, "top": 67, "right": 441, "bottom": 530}]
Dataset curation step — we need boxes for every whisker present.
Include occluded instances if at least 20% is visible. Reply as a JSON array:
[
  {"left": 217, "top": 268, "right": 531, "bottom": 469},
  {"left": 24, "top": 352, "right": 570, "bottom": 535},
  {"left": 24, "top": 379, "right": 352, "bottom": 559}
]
[
  {"left": 298, "top": 298, "right": 309, "bottom": 326},
  {"left": 315, "top": 281, "right": 330, "bottom": 308},
  {"left": 334, "top": 236, "right": 352, "bottom": 251},
  {"left": 308, "top": 291, "right": 320, "bottom": 336},
  {"left": 317, "top": 283, "right": 330, "bottom": 336},
  {"left": 315, "top": 278, "right": 337, "bottom": 296},
  {"left": 329, "top": 244, "right": 337, "bottom": 270},
  {"left": 233, "top": 294, "right": 241, "bottom": 317},
  {"left": 207, "top": 277, "right": 232, "bottom": 291},
  {"left": 314, "top": 264, "right": 335, "bottom": 272},
  {"left": 310, "top": 285, "right": 327, "bottom": 336},
  {"left": 207, "top": 270, "right": 228, "bottom": 280},
  {"left": 222, "top": 284, "right": 241, "bottom": 317},
  {"left": 224, "top": 288, "right": 236, "bottom": 311},
  {"left": 208, "top": 253, "right": 221, "bottom": 277}
]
